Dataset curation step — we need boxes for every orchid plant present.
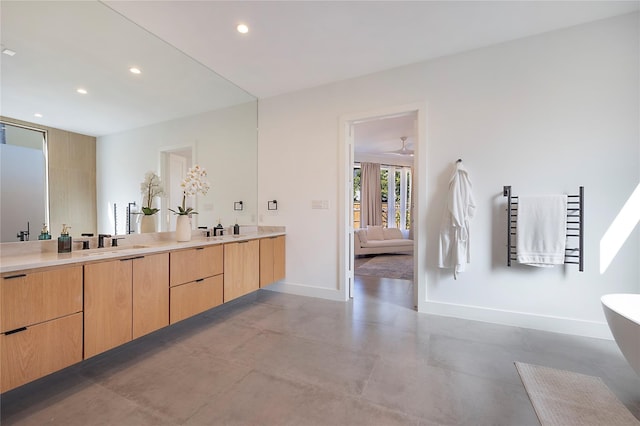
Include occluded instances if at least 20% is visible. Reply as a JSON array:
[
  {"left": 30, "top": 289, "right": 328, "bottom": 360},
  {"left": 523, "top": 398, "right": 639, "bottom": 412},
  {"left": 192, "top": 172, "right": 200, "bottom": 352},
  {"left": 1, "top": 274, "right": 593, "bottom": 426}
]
[
  {"left": 169, "top": 165, "right": 210, "bottom": 216},
  {"left": 140, "top": 171, "right": 165, "bottom": 215}
]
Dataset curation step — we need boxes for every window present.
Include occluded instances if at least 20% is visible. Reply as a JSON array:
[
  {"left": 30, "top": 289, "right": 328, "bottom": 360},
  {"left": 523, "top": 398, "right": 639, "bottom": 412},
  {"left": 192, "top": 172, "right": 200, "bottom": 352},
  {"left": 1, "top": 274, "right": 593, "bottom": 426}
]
[{"left": 353, "top": 164, "right": 411, "bottom": 230}]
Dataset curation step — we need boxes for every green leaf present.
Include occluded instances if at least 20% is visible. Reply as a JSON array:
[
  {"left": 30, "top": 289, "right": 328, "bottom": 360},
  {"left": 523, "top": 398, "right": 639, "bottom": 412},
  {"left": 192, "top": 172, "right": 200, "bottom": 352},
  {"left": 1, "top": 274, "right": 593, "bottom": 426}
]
[{"left": 142, "top": 207, "right": 159, "bottom": 215}]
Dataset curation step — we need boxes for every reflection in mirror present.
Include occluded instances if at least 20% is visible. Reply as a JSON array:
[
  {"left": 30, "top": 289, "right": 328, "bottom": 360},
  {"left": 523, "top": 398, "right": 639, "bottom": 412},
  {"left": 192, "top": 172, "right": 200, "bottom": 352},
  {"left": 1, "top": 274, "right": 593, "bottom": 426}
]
[
  {"left": 0, "top": 122, "right": 47, "bottom": 242},
  {"left": 1, "top": 1, "right": 258, "bottom": 240},
  {"left": 97, "top": 100, "right": 258, "bottom": 235}
]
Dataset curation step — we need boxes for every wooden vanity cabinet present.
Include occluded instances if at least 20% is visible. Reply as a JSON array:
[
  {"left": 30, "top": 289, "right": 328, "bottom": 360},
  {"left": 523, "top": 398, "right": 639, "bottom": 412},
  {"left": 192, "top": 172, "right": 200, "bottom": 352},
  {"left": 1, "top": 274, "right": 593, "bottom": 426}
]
[
  {"left": 259, "top": 236, "right": 286, "bottom": 287},
  {"left": 0, "top": 235, "right": 285, "bottom": 393},
  {"left": 224, "top": 239, "right": 259, "bottom": 302},
  {"left": 84, "top": 253, "right": 169, "bottom": 358},
  {"left": 0, "top": 266, "right": 83, "bottom": 392},
  {"left": 169, "top": 246, "right": 223, "bottom": 324}
]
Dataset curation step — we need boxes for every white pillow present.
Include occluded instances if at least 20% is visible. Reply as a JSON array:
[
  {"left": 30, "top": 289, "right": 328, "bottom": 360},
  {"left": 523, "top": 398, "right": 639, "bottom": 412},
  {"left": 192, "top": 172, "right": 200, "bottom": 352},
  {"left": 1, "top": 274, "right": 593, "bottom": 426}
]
[
  {"left": 356, "top": 229, "right": 368, "bottom": 243},
  {"left": 367, "top": 225, "right": 384, "bottom": 241},
  {"left": 383, "top": 227, "right": 403, "bottom": 240}
]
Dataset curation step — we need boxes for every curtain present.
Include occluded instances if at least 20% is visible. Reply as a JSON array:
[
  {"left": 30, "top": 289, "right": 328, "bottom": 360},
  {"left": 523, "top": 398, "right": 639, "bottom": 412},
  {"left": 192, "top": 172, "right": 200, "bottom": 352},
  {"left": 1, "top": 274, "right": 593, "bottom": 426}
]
[{"left": 360, "top": 162, "right": 382, "bottom": 227}]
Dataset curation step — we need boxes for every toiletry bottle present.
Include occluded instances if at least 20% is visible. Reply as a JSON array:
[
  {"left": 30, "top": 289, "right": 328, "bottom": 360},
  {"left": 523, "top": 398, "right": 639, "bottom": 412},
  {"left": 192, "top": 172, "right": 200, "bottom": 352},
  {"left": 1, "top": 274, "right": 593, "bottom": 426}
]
[
  {"left": 38, "top": 223, "right": 52, "bottom": 240},
  {"left": 214, "top": 220, "right": 224, "bottom": 236},
  {"left": 233, "top": 222, "right": 240, "bottom": 235},
  {"left": 58, "top": 224, "right": 72, "bottom": 253}
]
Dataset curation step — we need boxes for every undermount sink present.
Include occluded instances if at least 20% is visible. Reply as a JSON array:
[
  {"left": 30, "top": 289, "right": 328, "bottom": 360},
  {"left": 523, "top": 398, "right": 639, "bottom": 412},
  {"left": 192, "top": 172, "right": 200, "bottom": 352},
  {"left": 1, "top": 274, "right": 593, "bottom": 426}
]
[
  {"left": 80, "top": 244, "right": 151, "bottom": 256},
  {"left": 80, "top": 251, "right": 108, "bottom": 257}
]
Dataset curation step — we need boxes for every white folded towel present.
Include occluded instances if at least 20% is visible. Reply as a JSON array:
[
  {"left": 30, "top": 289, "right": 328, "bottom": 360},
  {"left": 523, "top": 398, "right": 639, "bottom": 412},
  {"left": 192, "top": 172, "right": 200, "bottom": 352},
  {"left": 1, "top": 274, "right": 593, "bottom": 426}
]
[{"left": 516, "top": 195, "right": 568, "bottom": 267}]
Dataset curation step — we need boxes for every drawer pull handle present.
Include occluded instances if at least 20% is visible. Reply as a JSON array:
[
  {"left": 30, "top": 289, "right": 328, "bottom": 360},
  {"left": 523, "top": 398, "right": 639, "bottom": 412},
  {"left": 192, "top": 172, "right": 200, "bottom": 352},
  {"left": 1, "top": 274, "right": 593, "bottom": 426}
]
[
  {"left": 120, "top": 256, "right": 145, "bottom": 262},
  {"left": 196, "top": 247, "right": 204, "bottom": 250},
  {"left": 4, "top": 327, "right": 27, "bottom": 335},
  {"left": 195, "top": 278, "right": 204, "bottom": 282},
  {"left": 3, "top": 274, "right": 26, "bottom": 280}
]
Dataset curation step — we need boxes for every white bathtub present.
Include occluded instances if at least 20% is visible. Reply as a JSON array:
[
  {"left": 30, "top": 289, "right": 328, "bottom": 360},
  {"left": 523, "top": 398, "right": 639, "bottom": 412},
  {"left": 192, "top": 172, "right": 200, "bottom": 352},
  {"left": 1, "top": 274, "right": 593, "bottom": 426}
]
[{"left": 601, "top": 293, "right": 640, "bottom": 376}]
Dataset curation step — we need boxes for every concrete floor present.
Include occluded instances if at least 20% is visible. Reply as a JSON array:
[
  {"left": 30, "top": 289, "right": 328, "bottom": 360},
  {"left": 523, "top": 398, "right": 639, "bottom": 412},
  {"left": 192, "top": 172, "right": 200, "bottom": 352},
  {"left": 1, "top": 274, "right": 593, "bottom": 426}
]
[{"left": 1, "top": 274, "right": 639, "bottom": 425}]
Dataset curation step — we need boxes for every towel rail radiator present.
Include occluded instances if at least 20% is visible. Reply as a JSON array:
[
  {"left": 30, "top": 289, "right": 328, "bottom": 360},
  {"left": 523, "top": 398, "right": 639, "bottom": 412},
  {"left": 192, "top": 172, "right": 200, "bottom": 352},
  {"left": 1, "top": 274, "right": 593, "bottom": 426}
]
[{"left": 503, "top": 186, "right": 584, "bottom": 271}]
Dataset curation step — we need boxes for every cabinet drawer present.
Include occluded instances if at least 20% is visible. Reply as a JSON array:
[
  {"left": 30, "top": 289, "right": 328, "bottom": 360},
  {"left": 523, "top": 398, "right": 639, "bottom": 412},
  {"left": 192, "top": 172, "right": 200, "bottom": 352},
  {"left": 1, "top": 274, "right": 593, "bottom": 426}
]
[
  {"left": 1, "top": 266, "right": 83, "bottom": 332},
  {"left": 170, "top": 245, "right": 223, "bottom": 286},
  {"left": 1, "top": 312, "right": 83, "bottom": 392},
  {"left": 170, "top": 275, "right": 223, "bottom": 324}
]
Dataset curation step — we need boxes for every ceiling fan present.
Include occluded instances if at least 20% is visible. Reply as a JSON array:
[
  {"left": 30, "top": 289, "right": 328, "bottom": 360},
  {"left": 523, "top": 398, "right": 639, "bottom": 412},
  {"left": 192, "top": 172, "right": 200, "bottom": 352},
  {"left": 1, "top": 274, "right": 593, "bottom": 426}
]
[{"left": 387, "top": 136, "right": 414, "bottom": 156}]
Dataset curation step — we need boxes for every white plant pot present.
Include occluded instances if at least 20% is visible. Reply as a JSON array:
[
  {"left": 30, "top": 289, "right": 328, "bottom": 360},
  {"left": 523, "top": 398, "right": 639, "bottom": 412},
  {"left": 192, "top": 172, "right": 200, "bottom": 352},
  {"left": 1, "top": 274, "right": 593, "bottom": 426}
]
[
  {"left": 140, "top": 215, "right": 156, "bottom": 233},
  {"left": 175, "top": 215, "right": 192, "bottom": 242}
]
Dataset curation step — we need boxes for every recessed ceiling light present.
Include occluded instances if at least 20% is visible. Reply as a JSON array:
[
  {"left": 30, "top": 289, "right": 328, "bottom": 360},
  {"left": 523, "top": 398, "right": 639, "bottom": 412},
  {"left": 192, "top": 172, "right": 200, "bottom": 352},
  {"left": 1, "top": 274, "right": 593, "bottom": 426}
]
[
  {"left": 129, "top": 67, "right": 141, "bottom": 75},
  {"left": 76, "top": 88, "right": 87, "bottom": 95},
  {"left": 237, "top": 23, "right": 249, "bottom": 34},
  {"left": 34, "top": 113, "right": 43, "bottom": 118},
  {"left": 2, "top": 48, "right": 16, "bottom": 56}
]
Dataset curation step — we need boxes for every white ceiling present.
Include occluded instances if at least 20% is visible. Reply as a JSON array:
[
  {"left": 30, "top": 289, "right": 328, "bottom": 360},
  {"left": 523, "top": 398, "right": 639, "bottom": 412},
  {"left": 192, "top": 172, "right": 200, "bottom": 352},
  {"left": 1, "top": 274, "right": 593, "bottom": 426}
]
[
  {"left": 106, "top": 0, "right": 639, "bottom": 98},
  {"left": 103, "top": 0, "right": 639, "bottom": 158},
  {"left": 353, "top": 113, "right": 417, "bottom": 166},
  {"left": 2, "top": 1, "right": 638, "bottom": 144},
  {"left": 0, "top": 1, "right": 254, "bottom": 136}
]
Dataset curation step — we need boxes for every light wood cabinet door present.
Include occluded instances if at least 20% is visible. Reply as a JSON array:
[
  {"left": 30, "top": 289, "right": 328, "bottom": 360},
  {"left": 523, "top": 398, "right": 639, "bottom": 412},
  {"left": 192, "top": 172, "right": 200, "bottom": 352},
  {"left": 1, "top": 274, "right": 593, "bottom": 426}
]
[
  {"left": 259, "top": 236, "right": 286, "bottom": 287},
  {"left": 224, "top": 240, "right": 259, "bottom": 302},
  {"left": 84, "top": 260, "right": 133, "bottom": 358},
  {"left": 1, "top": 266, "right": 82, "bottom": 332},
  {"left": 170, "top": 275, "right": 223, "bottom": 324},
  {"left": 133, "top": 253, "right": 169, "bottom": 339},
  {"left": 1, "top": 312, "right": 82, "bottom": 392},
  {"left": 273, "top": 236, "right": 286, "bottom": 282},
  {"left": 170, "top": 245, "right": 223, "bottom": 286},
  {"left": 259, "top": 238, "right": 275, "bottom": 287}
]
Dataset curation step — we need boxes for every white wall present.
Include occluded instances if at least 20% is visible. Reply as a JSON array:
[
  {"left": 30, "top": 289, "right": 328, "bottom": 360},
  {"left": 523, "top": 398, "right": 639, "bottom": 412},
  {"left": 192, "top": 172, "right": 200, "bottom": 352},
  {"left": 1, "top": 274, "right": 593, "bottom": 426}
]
[
  {"left": 97, "top": 101, "right": 257, "bottom": 235},
  {"left": 258, "top": 13, "right": 640, "bottom": 337}
]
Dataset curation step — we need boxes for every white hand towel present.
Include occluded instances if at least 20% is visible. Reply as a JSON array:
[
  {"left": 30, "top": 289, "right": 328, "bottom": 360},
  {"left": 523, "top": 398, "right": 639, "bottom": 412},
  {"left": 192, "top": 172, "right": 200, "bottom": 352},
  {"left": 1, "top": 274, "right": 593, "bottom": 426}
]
[{"left": 516, "top": 195, "right": 568, "bottom": 267}]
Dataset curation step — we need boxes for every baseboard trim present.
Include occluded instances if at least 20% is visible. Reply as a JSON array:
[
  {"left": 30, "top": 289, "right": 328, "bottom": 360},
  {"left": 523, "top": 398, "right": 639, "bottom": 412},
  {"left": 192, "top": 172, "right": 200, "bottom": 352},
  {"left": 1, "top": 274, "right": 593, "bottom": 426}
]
[
  {"left": 423, "top": 300, "right": 613, "bottom": 340},
  {"left": 259, "top": 283, "right": 614, "bottom": 339},
  {"left": 263, "top": 281, "right": 347, "bottom": 302}
]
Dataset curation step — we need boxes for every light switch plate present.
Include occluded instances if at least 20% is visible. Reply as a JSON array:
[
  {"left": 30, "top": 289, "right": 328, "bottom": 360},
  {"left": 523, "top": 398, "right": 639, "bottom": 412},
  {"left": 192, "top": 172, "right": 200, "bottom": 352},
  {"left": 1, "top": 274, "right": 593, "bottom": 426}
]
[{"left": 311, "top": 200, "right": 329, "bottom": 209}]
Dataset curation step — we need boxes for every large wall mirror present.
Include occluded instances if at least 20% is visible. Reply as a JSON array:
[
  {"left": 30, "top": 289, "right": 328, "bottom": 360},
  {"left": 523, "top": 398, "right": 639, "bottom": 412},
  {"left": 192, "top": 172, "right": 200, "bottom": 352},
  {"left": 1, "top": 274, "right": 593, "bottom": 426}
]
[
  {"left": 0, "top": 1, "right": 258, "bottom": 242},
  {"left": 0, "top": 122, "right": 48, "bottom": 242}
]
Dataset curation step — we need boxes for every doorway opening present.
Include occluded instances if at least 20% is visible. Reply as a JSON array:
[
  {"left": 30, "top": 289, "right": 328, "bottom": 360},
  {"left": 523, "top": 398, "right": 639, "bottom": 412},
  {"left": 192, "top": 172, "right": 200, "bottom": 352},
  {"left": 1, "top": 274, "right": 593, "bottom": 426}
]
[
  {"left": 159, "top": 145, "right": 194, "bottom": 232},
  {"left": 343, "top": 108, "right": 420, "bottom": 309}
]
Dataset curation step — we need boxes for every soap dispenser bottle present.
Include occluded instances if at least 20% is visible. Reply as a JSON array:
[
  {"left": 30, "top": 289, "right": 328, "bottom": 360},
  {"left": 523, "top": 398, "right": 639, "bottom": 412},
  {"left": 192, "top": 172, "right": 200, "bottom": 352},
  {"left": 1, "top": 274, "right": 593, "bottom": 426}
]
[
  {"left": 214, "top": 220, "right": 224, "bottom": 236},
  {"left": 58, "top": 224, "right": 72, "bottom": 253},
  {"left": 38, "top": 223, "right": 51, "bottom": 240},
  {"left": 233, "top": 222, "right": 240, "bottom": 235}
]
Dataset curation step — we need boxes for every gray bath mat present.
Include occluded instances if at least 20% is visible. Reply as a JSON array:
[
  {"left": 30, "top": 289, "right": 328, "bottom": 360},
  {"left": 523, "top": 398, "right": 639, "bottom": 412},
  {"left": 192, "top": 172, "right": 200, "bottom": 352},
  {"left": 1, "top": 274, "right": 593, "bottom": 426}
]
[{"left": 515, "top": 362, "right": 640, "bottom": 426}]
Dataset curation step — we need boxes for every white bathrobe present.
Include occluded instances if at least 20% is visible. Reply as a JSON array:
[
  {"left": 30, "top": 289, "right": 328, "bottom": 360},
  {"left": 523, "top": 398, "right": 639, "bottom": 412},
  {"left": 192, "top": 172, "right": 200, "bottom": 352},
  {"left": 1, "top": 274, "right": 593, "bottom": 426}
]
[{"left": 438, "top": 162, "right": 476, "bottom": 279}]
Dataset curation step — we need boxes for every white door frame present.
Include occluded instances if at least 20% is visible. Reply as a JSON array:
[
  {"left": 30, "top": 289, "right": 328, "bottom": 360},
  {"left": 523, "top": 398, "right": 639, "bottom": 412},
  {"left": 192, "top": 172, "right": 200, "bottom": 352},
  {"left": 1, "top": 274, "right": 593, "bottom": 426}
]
[{"left": 338, "top": 102, "right": 427, "bottom": 310}]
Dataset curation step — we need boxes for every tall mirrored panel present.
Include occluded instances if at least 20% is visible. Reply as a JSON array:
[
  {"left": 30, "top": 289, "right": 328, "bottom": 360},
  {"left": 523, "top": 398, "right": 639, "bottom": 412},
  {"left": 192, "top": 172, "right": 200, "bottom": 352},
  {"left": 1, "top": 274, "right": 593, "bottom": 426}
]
[{"left": 1, "top": 1, "right": 258, "bottom": 241}]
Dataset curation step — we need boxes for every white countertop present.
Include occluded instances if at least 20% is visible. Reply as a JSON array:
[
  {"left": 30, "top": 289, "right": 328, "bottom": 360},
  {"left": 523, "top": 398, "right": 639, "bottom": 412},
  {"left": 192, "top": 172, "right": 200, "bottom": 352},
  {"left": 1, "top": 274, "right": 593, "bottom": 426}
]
[{"left": 0, "top": 228, "right": 285, "bottom": 274}]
